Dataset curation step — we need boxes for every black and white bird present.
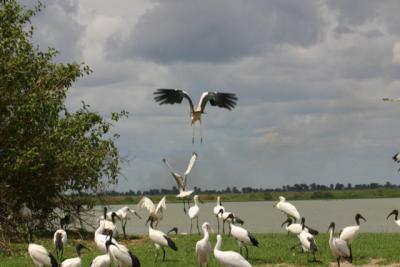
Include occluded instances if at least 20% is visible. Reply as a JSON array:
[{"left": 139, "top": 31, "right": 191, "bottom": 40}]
[
  {"left": 138, "top": 196, "right": 166, "bottom": 229},
  {"left": 213, "top": 196, "right": 225, "bottom": 234},
  {"left": 106, "top": 236, "right": 141, "bottom": 267},
  {"left": 195, "top": 222, "right": 212, "bottom": 267},
  {"left": 220, "top": 210, "right": 244, "bottom": 235},
  {"left": 383, "top": 97, "right": 400, "bottom": 102},
  {"left": 213, "top": 234, "right": 252, "bottom": 267},
  {"left": 103, "top": 211, "right": 120, "bottom": 238},
  {"left": 328, "top": 222, "right": 352, "bottom": 267},
  {"left": 154, "top": 89, "right": 238, "bottom": 143},
  {"left": 387, "top": 209, "right": 400, "bottom": 227},
  {"left": 108, "top": 206, "right": 142, "bottom": 239},
  {"left": 392, "top": 153, "right": 400, "bottom": 171},
  {"left": 53, "top": 229, "right": 67, "bottom": 260},
  {"left": 89, "top": 253, "right": 111, "bottom": 267},
  {"left": 274, "top": 196, "right": 301, "bottom": 222},
  {"left": 229, "top": 223, "right": 259, "bottom": 259},
  {"left": 28, "top": 231, "right": 58, "bottom": 267},
  {"left": 162, "top": 152, "right": 198, "bottom": 213},
  {"left": 339, "top": 213, "right": 366, "bottom": 245},
  {"left": 281, "top": 217, "right": 319, "bottom": 236},
  {"left": 60, "top": 243, "right": 88, "bottom": 267},
  {"left": 146, "top": 216, "right": 178, "bottom": 261}
]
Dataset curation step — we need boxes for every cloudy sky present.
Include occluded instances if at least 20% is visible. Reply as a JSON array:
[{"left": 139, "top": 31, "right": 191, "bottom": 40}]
[{"left": 22, "top": 0, "right": 400, "bottom": 191}]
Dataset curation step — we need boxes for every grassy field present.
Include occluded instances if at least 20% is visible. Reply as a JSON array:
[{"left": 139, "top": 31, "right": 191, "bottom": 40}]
[
  {"left": 93, "top": 188, "right": 400, "bottom": 205},
  {"left": 3, "top": 232, "right": 400, "bottom": 266}
]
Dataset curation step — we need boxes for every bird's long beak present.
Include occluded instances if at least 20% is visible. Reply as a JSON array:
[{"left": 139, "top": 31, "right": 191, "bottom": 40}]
[
  {"left": 387, "top": 210, "right": 396, "bottom": 220},
  {"left": 167, "top": 227, "right": 178, "bottom": 235},
  {"left": 134, "top": 212, "right": 142, "bottom": 220},
  {"left": 360, "top": 215, "right": 367, "bottom": 222},
  {"left": 145, "top": 217, "right": 151, "bottom": 225},
  {"left": 281, "top": 219, "right": 290, "bottom": 228}
]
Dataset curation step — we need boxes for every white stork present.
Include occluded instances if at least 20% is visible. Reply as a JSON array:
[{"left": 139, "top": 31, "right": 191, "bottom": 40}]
[
  {"left": 147, "top": 216, "right": 178, "bottom": 261},
  {"left": 162, "top": 152, "right": 198, "bottom": 213},
  {"left": 105, "top": 236, "right": 141, "bottom": 267},
  {"left": 60, "top": 243, "right": 88, "bottom": 267},
  {"left": 111, "top": 206, "right": 142, "bottom": 239},
  {"left": 213, "top": 234, "right": 252, "bottom": 267},
  {"left": 229, "top": 223, "right": 259, "bottom": 259},
  {"left": 154, "top": 89, "right": 238, "bottom": 143},
  {"left": 53, "top": 229, "right": 67, "bottom": 260},
  {"left": 328, "top": 222, "right": 352, "bottom": 267},
  {"left": 188, "top": 195, "right": 202, "bottom": 234},
  {"left": 274, "top": 196, "right": 301, "bottom": 222},
  {"left": 28, "top": 231, "right": 58, "bottom": 267},
  {"left": 138, "top": 196, "right": 166, "bottom": 228},
  {"left": 195, "top": 222, "right": 212, "bottom": 267},
  {"left": 281, "top": 217, "right": 319, "bottom": 236},
  {"left": 339, "top": 213, "right": 366, "bottom": 245},
  {"left": 387, "top": 209, "right": 400, "bottom": 227},
  {"left": 213, "top": 196, "right": 225, "bottom": 234}
]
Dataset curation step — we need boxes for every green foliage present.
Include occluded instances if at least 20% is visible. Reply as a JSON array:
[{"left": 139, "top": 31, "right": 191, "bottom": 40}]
[{"left": 0, "top": 0, "right": 126, "bottom": 243}]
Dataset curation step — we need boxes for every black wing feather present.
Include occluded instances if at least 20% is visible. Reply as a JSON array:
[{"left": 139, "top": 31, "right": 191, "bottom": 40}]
[
  {"left": 200, "top": 92, "right": 238, "bottom": 112},
  {"left": 305, "top": 226, "right": 319, "bottom": 236},
  {"left": 128, "top": 251, "right": 141, "bottom": 267},
  {"left": 153, "top": 89, "right": 194, "bottom": 112},
  {"left": 248, "top": 232, "right": 259, "bottom": 247},
  {"left": 163, "top": 235, "right": 178, "bottom": 251},
  {"left": 48, "top": 253, "right": 59, "bottom": 267}
]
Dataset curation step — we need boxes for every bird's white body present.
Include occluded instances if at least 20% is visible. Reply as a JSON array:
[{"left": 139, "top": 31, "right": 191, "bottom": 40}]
[
  {"left": 28, "top": 243, "right": 57, "bottom": 267},
  {"left": 103, "top": 218, "right": 118, "bottom": 238},
  {"left": 285, "top": 223, "right": 303, "bottom": 235},
  {"left": 230, "top": 224, "right": 254, "bottom": 246},
  {"left": 60, "top": 257, "right": 81, "bottom": 267},
  {"left": 298, "top": 230, "right": 314, "bottom": 252},
  {"left": 196, "top": 222, "right": 212, "bottom": 267},
  {"left": 275, "top": 196, "right": 301, "bottom": 222},
  {"left": 214, "top": 235, "right": 252, "bottom": 267},
  {"left": 339, "top": 225, "right": 360, "bottom": 244},
  {"left": 328, "top": 223, "right": 352, "bottom": 265},
  {"left": 108, "top": 243, "right": 137, "bottom": 267},
  {"left": 89, "top": 254, "right": 111, "bottom": 267},
  {"left": 53, "top": 229, "right": 67, "bottom": 246},
  {"left": 213, "top": 196, "right": 225, "bottom": 217},
  {"left": 149, "top": 226, "right": 171, "bottom": 248},
  {"left": 188, "top": 195, "right": 200, "bottom": 219},
  {"left": 94, "top": 220, "right": 125, "bottom": 254}
]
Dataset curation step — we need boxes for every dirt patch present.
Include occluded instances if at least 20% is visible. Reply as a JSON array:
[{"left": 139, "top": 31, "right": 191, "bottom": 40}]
[{"left": 329, "top": 259, "right": 399, "bottom": 267}]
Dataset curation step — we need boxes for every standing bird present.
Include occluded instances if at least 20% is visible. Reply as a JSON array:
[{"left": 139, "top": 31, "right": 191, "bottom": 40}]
[
  {"left": 392, "top": 153, "right": 400, "bottom": 171},
  {"left": 297, "top": 229, "right": 318, "bottom": 262},
  {"left": 188, "top": 195, "right": 202, "bottom": 234},
  {"left": 89, "top": 254, "right": 111, "bottom": 267},
  {"left": 94, "top": 219, "right": 125, "bottom": 254},
  {"left": 387, "top": 209, "right": 400, "bottom": 227},
  {"left": 106, "top": 235, "right": 141, "bottom": 267},
  {"left": 220, "top": 210, "right": 244, "bottom": 235},
  {"left": 328, "top": 222, "right": 352, "bottom": 267},
  {"left": 162, "top": 152, "right": 198, "bottom": 214},
  {"left": 28, "top": 231, "right": 58, "bottom": 267},
  {"left": 138, "top": 196, "right": 166, "bottom": 228},
  {"left": 229, "top": 223, "right": 259, "bottom": 259},
  {"left": 213, "top": 196, "right": 225, "bottom": 234},
  {"left": 339, "top": 213, "right": 366, "bottom": 245},
  {"left": 213, "top": 234, "right": 252, "bottom": 267},
  {"left": 53, "top": 229, "right": 67, "bottom": 260},
  {"left": 195, "top": 222, "right": 212, "bottom": 267},
  {"left": 60, "top": 243, "right": 88, "bottom": 267},
  {"left": 103, "top": 212, "right": 120, "bottom": 238},
  {"left": 154, "top": 89, "right": 238, "bottom": 143},
  {"left": 147, "top": 216, "right": 178, "bottom": 261},
  {"left": 274, "top": 196, "right": 301, "bottom": 222},
  {"left": 112, "top": 206, "right": 142, "bottom": 239},
  {"left": 281, "top": 217, "right": 319, "bottom": 236}
]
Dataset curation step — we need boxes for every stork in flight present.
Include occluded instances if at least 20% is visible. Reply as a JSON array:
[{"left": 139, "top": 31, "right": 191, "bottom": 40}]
[
  {"left": 162, "top": 152, "right": 198, "bottom": 214},
  {"left": 153, "top": 89, "right": 238, "bottom": 143}
]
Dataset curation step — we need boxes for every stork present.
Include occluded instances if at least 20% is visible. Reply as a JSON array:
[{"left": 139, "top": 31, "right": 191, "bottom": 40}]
[
  {"left": 229, "top": 223, "right": 259, "bottom": 259},
  {"left": 281, "top": 217, "right": 319, "bottom": 236},
  {"left": 188, "top": 195, "right": 202, "bottom": 234},
  {"left": 328, "top": 222, "right": 352, "bottom": 267},
  {"left": 146, "top": 216, "right": 178, "bottom": 261},
  {"left": 89, "top": 253, "right": 111, "bottom": 267},
  {"left": 162, "top": 152, "right": 198, "bottom": 213},
  {"left": 274, "top": 196, "right": 301, "bottom": 222},
  {"left": 138, "top": 196, "right": 166, "bottom": 228},
  {"left": 220, "top": 209, "right": 244, "bottom": 235},
  {"left": 28, "top": 231, "right": 58, "bottom": 267},
  {"left": 213, "top": 234, "right": 252, "bottom": 267},
  {"left": 339, "top": 213, "right": 366, "bottom": 245},
  {"left": 53, "top": 229, "right": 67, "bottom": 260},
  {"left": 195, "top": 222, "right": 212, "bottom": 267},
  {"left": 106, "top": 235, "right": 141, "bottom": 267},
  {"left": 111, "top": 206, "right": 142, "bottom": 239},
  {"left": 213, "top": 196, "right": 225, "bottom": 234},
  {"left": 154, "top": 89, "right": 238, "bottom": 143},
  {"left": 387, "top": 209, "right": 400, "bottom": 227}
]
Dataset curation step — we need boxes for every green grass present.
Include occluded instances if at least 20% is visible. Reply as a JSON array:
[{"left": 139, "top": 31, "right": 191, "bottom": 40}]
[
  {"left": 92, "top": 188, "right": 400, "bottom": 205},
  {"left": 3, "top": 233, "right": 400, "bottom": 266}
]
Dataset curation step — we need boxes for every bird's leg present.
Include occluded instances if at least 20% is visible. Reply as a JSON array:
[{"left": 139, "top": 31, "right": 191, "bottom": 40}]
[
  {"left": 190, "top": 218, "right": 193, "bottom": 234},
  {"left": 228, "top": 224, "right": 231, "bottom": 236},
  {"left": 245, "top": 246, "right": 249, "bottom": 259},
  {"left": 122, "top": 220, "right": 127, "bottom": 239},
  {"left": 216, "top": 216, "right": 220, "bottom": 234},
  {"left": 196, "top": 216, "right": 200, "bottom": 234},
  {"left": 200, "top": 119, "right": 203, "bottom": 143},
  {"left": 183, "top": 200, "right": 186, "bottom": 214},
  {"left": 192, "top": 124, "right": 195, "bottom": 144},
  {"left": 239, "top": 246, "right": 242, "bottom": 255},
  {"left": 337, "top": 257, "right": 341, "bottom": 267},
  {"left": 155, "top": 249, "right": 159, "bottom": 262},
  {"left": 162, "top": 247, "right": 166, "bottom": 261},
  {"left": 222, "top": 221, "right": 225, "bottom": 234}
]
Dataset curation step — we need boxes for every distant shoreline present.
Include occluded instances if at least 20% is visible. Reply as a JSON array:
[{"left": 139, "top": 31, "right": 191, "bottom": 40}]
[{"left": 88, "top": 187, "right": 400, "bottom": 205}]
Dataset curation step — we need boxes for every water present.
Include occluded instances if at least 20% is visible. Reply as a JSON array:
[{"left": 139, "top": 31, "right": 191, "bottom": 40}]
[{"left": 88, "top": 198, "right": 400, "bottom": 235}]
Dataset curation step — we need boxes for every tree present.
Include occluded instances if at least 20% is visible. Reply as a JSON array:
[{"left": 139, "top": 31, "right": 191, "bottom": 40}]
[{"left": 0, "top": 0, "right": 127, "bottom": 243}]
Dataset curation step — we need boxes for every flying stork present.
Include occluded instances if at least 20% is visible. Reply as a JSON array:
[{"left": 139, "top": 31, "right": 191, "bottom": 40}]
[
  {"left": 153, "top": 89, "right": 238, "bottom": 143},
  {"left": 162, "top": 152, "right": 198, "bottom": 213},
  {"left": 138, "top": 196, "right": 167, "bottom": 228}
]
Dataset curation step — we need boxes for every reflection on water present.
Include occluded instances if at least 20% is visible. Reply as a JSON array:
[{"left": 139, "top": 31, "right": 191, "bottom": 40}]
[{"left": 87, "top": 198, "right": 400, "bottom": 234}]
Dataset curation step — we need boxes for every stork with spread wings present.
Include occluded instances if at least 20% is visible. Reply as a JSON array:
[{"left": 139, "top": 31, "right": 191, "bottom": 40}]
[
  {"left": 138, "top": 196, "right": 166, "bottom": 229},
  {"left": 154, "top": 89, "right": 238, "bottom": 143}
]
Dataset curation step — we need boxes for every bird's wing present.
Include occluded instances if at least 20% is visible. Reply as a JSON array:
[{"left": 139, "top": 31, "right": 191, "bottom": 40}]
[
  {"left": 184, "top": 152, "right": 198, "bottom": 177},
  {"left": 279, "top": 202, "right": 301, "bottom": 221},
  {"left": 29, "top": 244, "right": 54, "bottom": 266},
  {"left": 155, "top": 196, "right": 167, "bottom": 215},
  {"left": 138, "top": 196, "right": 155, "bottom": 213},
  {"left": 163, "top": 159, "right": 185, "bottom": 189},
  {"left": 339, "top": 226, "right": 358, "bottom": 241},
  {"left": 383, "top": 97, "right": 400, "bottom": 102},
  {"left": 334, "top": 238, "right": 351, "bottom": 257},
  {"left": 154, "top": 89, "right": 194, "bottom": 113},
  {"left": 199, "top": 92, "right": 238, "bottom": 113}
]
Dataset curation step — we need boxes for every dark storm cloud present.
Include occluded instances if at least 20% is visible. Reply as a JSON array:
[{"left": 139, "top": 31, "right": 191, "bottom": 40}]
[{"left": 106, "top": 0, "right": 326, "bottom": 63}]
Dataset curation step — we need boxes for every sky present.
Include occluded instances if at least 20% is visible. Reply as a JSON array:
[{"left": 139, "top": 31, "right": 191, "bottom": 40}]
[{"left": 20, "top": 0, "right": 400, "bottom": 191}]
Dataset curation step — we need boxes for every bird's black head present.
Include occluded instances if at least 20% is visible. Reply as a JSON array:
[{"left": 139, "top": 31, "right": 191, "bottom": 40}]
[
  {"left": 111, "top": 212, "right": 120, "bottom": 222},
  {"left": 103, "top": 207, "right": 107, "bottom": 219},
  {"left": 105, "top": 239, "right": 116, "bottom": 251},
  {"left": 327, "top": 222, "right": 335, "bottom": 232},
  {"left": 145, "top": 216, "right": 155, "bottom": 228},
  {"left": 387, "top": 209, "right": 398, "bottom": 220},
  {"left": 281, "top": 218, "right": 293, "bottom": 228},
  {"left": 223, "top": 213, "right": 234, "bottom": 223},
  {"left": 167, "top": 227, "right": 178, "bottom": 235},
  {"left": 218, "top": 209, "right": 224, "bottom": 215},
  {"left": 355, "top": 213, "right": 366, "bottom": 225},
  {"left": 76, "top": 243, "right": 89, "bottom": 256}
]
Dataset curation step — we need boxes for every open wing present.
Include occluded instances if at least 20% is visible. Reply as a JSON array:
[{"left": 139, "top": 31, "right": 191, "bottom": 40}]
[
  {"left": 138, "top": 196, "right": 155, "bottom": 213},
  {"left": 154, "top": 89, "right": 194, "bottom": 113},
  {"left": 184, "top": 152, "right": 198, "bottom": 177},
  {"left": 383, "top": 97, "right": 400, "bottom": 102},
  {"left": 199, "top": 92, "right": 238, "bottom": 112},
  {"left": 155, "top": 196, "right": 167, "bottom": 215},
  {"left": 162, "top": 158, "right": 185, "bottom": 189}
]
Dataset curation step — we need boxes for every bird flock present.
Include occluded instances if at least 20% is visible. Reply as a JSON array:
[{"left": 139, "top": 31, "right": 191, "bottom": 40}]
[{"left": 23, "top": 89, "right": 400, "bottom": 267}]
